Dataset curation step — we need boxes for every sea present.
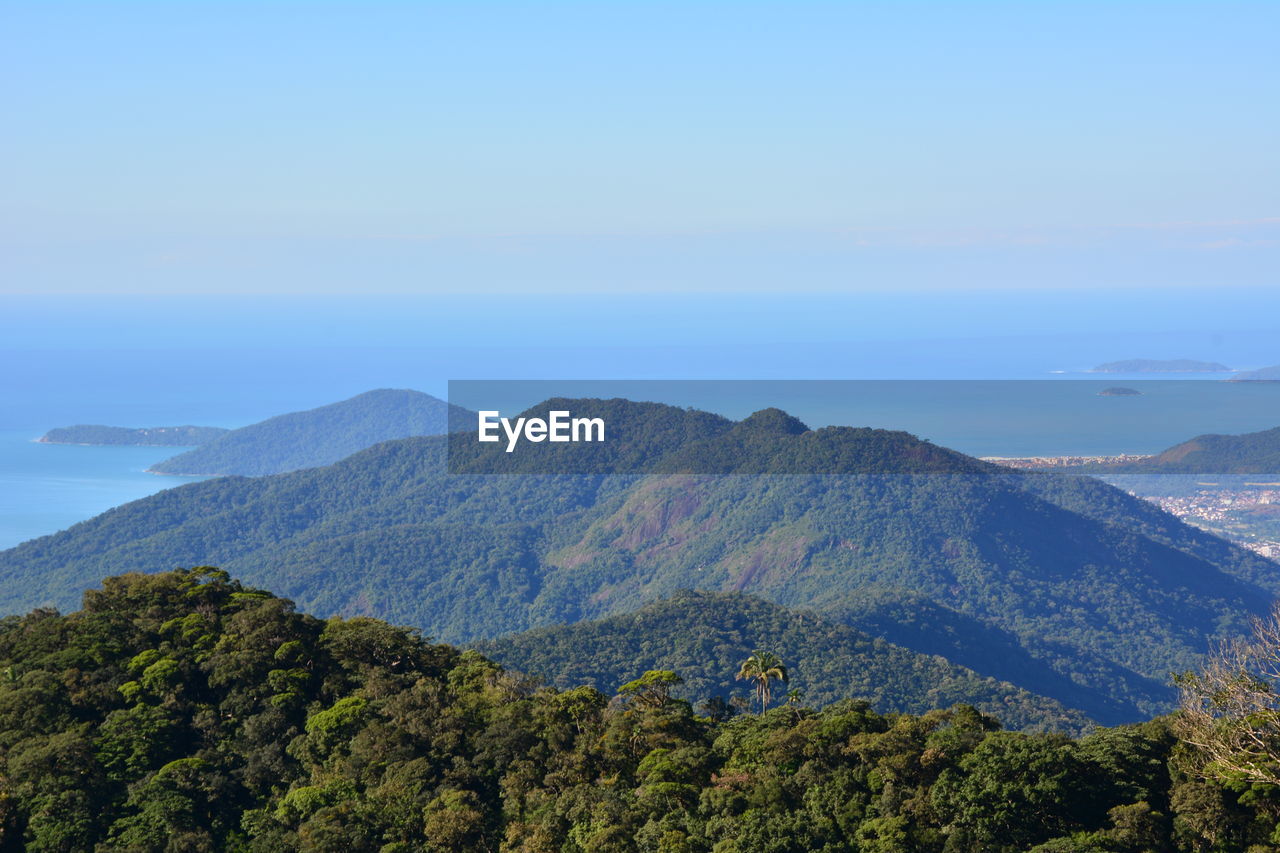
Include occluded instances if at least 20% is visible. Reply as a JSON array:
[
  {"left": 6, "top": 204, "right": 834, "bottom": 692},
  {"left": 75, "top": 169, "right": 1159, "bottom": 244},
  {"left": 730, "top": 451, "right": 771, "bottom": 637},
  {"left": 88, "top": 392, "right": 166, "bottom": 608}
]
[{"left": 2, "top": 291, "right": 1278, "bottom": 549}]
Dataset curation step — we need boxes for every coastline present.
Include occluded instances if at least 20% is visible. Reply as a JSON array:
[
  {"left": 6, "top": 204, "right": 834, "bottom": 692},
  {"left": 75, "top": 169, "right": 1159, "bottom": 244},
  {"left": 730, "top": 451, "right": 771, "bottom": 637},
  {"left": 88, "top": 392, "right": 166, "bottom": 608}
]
[
  {"left": 34, "top": 437, "right": 203, "bottom": 449},
  {"left": 145, "top": 467, "right": 221, "bottom": 478}
]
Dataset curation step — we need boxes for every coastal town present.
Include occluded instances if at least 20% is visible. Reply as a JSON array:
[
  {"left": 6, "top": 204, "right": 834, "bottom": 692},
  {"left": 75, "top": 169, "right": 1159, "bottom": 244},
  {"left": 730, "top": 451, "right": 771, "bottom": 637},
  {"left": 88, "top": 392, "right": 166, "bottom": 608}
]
[
  {"left": 983, "top": 455, "right": 1280, "bottom": 560},
  {"left": 981, "top": 453, "right": 1152, "bottom": 469},
  {"left": 977, "top": 455, "right": 1152, "bottom": 468},
  {"left": 1146, "top": 488, "right": 1280, "bottom": 559}
]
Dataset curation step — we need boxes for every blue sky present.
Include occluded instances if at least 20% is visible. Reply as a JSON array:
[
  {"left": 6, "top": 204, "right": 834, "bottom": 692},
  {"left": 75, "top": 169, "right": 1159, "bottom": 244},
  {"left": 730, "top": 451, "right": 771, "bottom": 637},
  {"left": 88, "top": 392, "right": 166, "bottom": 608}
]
[{"left": 3, "top": 1, "right": 1277, "bottom": 294}]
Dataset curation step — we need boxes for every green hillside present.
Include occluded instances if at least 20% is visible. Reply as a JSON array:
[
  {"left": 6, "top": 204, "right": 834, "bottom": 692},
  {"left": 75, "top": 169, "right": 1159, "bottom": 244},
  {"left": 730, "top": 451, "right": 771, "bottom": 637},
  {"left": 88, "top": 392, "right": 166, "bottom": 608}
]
[
  {"left": 38, "top": 424, "right": 228, "bottom": 446},
  {"left": 1137, "top": 425, "right": 1280, "bottom": 474},
  {"left": 1081, "top": 425, "right": 1280, "bottom": 475},
  {"left": 148, "top": 388, "right": 473, "bottom": 476},
  {"left": 479, "top": 591, "right": 1090, "bottom": 733},
  {"left": 2, "top": 399, "right": 1276, "bottom": 723},
  {"left": 2, "top": 568, "right": 1264, "bottom": 852}
]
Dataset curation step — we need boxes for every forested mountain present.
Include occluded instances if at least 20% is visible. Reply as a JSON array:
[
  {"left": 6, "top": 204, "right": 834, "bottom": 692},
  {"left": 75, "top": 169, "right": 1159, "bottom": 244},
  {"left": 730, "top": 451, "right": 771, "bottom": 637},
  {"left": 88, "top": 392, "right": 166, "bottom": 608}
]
[
  {"left": 2, "top": 399, "right": 1277, "bottom": 723},
  {"left": 1, "top": 568, "right": 1274, "bottom": 852},
  {"left": 148, "top": 389, "right": 472, "bottom": 476},
  {"left": 478, "top": 591, "right": 1090, "bottom": 733},
  {"left": 38, "top": 425, "right": 228, "bottom": 446},
  {"left": 1137, "top": 425, "right": 1280, "bottom": 474},
  {"left": 1084, "top": 425, "right": 1280, "bottom": 475},
  {"left": 1141, "top": 425, "right": 1280, "bottom": 474}
]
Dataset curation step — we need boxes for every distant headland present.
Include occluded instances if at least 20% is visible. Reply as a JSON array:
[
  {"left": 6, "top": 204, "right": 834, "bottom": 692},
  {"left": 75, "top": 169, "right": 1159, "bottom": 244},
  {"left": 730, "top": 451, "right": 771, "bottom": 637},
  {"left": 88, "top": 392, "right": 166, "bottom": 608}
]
[
  {"left": 38, "top": 425, "right": 229, "bottom": 447},
  {"left": 1090, "top": 359, "right": 1231, "bottom": 373},
  {"left": 1230, "top": 365, "right": 1280, "bottom": 382}
]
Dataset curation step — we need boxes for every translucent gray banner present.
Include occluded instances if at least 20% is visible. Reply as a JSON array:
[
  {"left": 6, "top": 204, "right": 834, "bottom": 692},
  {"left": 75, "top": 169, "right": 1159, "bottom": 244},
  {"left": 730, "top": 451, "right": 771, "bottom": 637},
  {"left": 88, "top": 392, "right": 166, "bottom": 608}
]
[{"left": 445, "top": 379, "right": 1280, "bottom": 476}]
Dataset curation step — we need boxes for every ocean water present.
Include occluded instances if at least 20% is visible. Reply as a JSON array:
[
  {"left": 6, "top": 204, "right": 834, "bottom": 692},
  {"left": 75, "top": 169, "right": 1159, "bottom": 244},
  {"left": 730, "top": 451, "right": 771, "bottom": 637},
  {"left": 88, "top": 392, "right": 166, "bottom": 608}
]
[{"left": 0, "top": 430, "right": 212, "bottom": 549}]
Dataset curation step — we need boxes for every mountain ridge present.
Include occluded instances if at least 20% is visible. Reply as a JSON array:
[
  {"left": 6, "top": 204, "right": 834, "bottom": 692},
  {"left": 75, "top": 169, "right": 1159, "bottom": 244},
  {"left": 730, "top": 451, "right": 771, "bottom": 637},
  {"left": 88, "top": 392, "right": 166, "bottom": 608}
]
[
  {"left": 149, "top": 388, "right": 473, "bottom": 476},
  {"left": 478, "top": 589, "right": 1092, "bottom": 733}
]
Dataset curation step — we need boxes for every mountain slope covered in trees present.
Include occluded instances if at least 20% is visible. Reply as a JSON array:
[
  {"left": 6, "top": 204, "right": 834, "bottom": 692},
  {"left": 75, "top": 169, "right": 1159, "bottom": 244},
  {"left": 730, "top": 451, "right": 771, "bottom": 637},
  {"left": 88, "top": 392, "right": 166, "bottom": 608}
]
[
  {"left": 2, "top": 399, "right": 1277, "bottom": 723},
  {"left": 1, "top": 568, "right": 1275, "bottom": 852},
  {"left": 1107, "top": 425, "right": 1280, "bottom": 475},
  {"left": 478, "top": 591, "right": 1090, "bottom": 733},
  {"left": 148, "top": 389, "right": 472, "bottom": 476}
]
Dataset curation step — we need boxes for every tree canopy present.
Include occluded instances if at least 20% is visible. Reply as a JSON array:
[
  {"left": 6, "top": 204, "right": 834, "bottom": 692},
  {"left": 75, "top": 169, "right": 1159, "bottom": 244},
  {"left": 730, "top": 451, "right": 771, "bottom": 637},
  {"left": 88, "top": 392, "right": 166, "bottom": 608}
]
[{"left": 0, "top": 568, "right": 1275, "bottom": 851}]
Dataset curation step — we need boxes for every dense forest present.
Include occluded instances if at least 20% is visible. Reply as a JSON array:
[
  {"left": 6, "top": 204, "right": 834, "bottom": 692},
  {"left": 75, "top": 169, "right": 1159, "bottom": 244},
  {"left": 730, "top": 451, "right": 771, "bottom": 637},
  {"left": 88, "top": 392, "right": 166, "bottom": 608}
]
[
  {"left": 38, "top": 425, "right": 228, "bottom": 446},
  {"left": 1, "top": 568, "right": 1276, "bottom": 852},
  {"left": 148, "top": 389, "right": 472, "bottom": 476},
  {"left": 478, "top": 591, "right": 1089, "bottom": 734},
  {"left": 2, "top": 399, "right": 1275, "bottom": 724}
]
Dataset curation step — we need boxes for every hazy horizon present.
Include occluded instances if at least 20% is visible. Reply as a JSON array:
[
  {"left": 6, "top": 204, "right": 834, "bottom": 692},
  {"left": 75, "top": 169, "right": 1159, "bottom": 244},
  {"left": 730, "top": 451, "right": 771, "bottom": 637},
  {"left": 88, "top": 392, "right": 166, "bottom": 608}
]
[{"left": 4, "top": 2, "right": 1276, "bottom": 298}]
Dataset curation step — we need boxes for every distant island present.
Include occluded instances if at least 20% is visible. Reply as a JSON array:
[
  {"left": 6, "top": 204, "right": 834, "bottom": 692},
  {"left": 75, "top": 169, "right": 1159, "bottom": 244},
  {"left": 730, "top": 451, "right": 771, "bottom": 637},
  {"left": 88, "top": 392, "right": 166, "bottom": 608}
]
[
  {"left": 1091, "top": 358, "right": 1231, "bottom": 373},
  {"left": 1231, "top": 364, "right": 1280, "bottom": 382},
  {"left": 1098, "top": 387, "right": 1142, "bottom": 396},
  {"left": 38, "top": 424, "right": 229, "bottom": 446}
]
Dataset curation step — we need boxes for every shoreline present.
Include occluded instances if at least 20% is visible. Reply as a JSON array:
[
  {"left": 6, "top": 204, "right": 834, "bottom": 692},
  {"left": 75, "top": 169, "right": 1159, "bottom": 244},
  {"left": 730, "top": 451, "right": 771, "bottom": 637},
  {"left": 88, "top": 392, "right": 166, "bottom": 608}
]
[
  {"left": 145, "top": 467, "right": 221, "bottom": 478},
  {"left": 33, "top": 437, "right": 203, "bottom": 449}
]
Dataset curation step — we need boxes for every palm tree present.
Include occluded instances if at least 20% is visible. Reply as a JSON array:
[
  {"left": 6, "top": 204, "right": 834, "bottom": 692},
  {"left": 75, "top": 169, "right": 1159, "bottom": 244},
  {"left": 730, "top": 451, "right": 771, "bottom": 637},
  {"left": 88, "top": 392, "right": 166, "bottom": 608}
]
[
  {"left": 784, "top": 687, "right": 805, "bottom": 722},
  {"left": 736, "top": 650, "right": 788, "bottom": 713}
]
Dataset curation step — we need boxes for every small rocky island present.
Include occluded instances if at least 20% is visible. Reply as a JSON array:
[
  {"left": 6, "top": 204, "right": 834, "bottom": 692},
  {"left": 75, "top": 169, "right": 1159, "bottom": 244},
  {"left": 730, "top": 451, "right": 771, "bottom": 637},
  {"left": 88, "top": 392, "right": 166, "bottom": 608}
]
[
  {"left": 1098, "top": 387, "right": 1142, "bottom": 397},
  {"left": 39, "top": 425, "right": 229, "bottom": 446}
]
